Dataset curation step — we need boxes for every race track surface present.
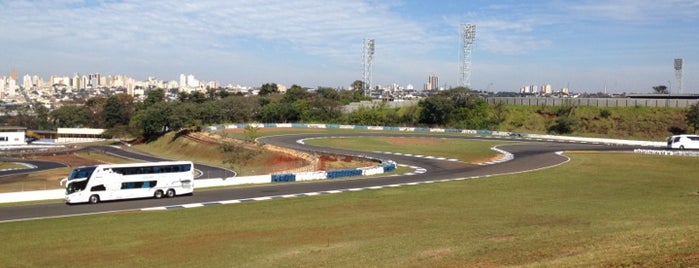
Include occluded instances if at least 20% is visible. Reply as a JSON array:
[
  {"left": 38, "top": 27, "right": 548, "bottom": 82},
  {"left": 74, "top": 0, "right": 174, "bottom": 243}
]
[{"left": 0, "top": 134, "right": 643, "bottom": 223}]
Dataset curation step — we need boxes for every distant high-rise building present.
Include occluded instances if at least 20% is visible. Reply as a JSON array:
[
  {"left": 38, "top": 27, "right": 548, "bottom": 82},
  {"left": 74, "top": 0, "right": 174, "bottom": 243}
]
[
  {"left": 541, "top": 83, "right": 552, "bottom": 94},
  {"left": 179, "top": 74, "right": 186, "bottom": 89},
  {"left": 10, "top": 69, "right": 18, "bottom": 82},
  {"left": 428, "top": 74, "right": 438, "bottom": 91},
  {"left": 88, "top": 73, "right": 101, "bottom": 87},
  {"left": 187, "top": 74, "right": 199, "bottom": 88},
  {"left": 23, "top": 74, "right": 33, "bottom": 89},
  {"left": 0, "top": 77, "right": 6, "bottom": 96}
]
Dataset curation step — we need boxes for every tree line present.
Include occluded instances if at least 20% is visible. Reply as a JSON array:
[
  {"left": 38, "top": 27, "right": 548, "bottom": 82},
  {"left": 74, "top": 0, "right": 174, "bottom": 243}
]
[{"left": 5, "top": 84, "right": 699, "bottom": 141}]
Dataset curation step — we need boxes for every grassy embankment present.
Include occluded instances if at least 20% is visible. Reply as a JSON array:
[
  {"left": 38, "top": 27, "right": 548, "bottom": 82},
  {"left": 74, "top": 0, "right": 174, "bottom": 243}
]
[
  {"left": 499, "top": 105, "right": 689, "bottom": 140},
  {"left": 130, "top": 131, "right": 378, "bottom": 176},
  {"left": 1, "top": 149, "right": 698, "bottom": 267}
]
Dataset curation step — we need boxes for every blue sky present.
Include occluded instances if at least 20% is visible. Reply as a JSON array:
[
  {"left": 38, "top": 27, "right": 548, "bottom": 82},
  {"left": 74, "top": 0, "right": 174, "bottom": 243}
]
[{"left": 1, "top": 0, "right": 698, "bottom": 93}]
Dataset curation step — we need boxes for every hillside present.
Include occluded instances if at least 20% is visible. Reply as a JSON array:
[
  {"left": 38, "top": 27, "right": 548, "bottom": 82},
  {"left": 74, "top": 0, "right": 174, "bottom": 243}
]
[{"left": 498, "top": 105, "right": 688, "bottom": 141}]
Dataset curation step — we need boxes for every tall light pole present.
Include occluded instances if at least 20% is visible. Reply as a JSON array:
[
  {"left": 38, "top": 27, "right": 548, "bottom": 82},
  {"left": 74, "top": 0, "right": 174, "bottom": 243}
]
[
  {"left": 363, "top": 39, "right": 375, "bottom": 97},
  {"left": 674, "top": 58, "right": 683, "bottom": 94},
  {"left": 460, "top": 24, "right": 476, "bottom": 88}
]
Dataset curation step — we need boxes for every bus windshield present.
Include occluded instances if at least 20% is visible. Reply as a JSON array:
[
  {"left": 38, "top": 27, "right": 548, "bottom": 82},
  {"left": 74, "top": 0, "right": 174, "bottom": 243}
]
[
  {"left": 66, "top": 167, "right": 96, "bottom": 194},
  {"left": 66, "top": 179, "right": 89, "bottom": 194},
  {"left": 68, "top": 167, "right": 96, "bottom": 181}
]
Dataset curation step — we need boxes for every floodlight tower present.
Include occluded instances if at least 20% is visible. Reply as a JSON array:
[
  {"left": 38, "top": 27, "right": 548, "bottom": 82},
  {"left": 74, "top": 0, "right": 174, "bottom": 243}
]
[
  {"left": 674, "top": 58, "right": 683, "bottom": 94},
  {"left": 362, "top": 38, "right": 375, "bottom": 97},
  {"left": 460, "top": 24, "right": 476, "bottom": 88}
]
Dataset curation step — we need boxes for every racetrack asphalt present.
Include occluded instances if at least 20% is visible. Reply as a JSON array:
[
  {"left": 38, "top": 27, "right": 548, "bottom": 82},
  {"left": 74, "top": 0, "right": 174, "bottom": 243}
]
[{"left": 0, "top": 133, "right": 644, "bottom": 223}]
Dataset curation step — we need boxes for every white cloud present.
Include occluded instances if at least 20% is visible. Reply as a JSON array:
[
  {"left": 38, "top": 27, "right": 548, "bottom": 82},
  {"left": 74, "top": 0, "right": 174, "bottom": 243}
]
[
  {"left": 0, "top": 0, "right": 446, "bottom": 85},
  {"left": 565, "top": 0, "right": 699, "bottom": 23}
]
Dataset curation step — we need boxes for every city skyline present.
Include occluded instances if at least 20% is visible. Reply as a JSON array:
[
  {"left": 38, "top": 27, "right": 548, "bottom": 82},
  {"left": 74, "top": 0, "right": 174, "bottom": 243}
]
[{"left": 1, "top": 0, "right": 698, "bottom": 93}]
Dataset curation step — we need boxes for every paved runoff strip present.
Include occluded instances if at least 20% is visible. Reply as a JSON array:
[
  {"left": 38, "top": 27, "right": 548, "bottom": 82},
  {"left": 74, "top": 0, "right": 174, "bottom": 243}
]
[{"left": 141, "top": 164, "right": 427, "bottom": 211}]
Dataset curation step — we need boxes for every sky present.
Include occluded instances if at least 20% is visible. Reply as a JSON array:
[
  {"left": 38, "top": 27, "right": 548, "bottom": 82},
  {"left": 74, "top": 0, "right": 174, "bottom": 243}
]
[{"left": 1, "top": 0, "right": 698, "bottom": 93}]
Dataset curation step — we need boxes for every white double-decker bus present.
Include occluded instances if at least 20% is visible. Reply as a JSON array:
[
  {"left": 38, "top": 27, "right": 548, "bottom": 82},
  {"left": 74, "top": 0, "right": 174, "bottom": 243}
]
[{"left": 64, "top": 161, "right": 194, "bottom": 204}]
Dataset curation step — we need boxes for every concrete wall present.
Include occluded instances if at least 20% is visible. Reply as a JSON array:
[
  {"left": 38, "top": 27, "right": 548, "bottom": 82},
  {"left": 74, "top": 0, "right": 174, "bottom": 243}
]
[{"left": 0, "top": 131, "right": 26, "bottom": 145}]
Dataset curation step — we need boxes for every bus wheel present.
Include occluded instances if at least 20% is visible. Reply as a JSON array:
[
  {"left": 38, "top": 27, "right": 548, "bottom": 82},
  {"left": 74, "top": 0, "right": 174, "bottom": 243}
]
[
  {"left": 154, "top": 190, "right": 164, "bottom": 199},
  {"left": 166, "top": 189, "right": 176, "bottom": 198},
  {"left": 89, "top": 195, "right": 100, "bottom": 204},
  {"left": 680, "top": 145, "right": 685, "bottom": 150}
]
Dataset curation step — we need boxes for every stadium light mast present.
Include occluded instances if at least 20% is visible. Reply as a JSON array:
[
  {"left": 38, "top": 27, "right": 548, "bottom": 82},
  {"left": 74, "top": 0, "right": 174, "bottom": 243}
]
[
  {"left": 363, "top": 38, "right": 375, "bottom": 97},
  {"left": 460, "top": 24, "right": 476, "bottom": 88},
  {"left": 674, "top": 58, "right": 683, "bottom": 94}
]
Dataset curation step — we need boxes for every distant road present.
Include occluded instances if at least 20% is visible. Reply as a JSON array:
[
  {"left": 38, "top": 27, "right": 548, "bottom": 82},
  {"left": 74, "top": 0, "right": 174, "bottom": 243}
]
[
  {"left": 0, "top": 159, "right": 67, "bottom": 178},
  {"left": 0, "top": 145, "right": 235, "bottom": 181}
]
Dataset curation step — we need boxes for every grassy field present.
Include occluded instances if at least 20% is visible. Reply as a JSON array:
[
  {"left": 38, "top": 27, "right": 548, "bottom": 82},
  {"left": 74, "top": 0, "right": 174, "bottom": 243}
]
[
  {"left": 2, "top": 152, "right": 698, "bottom": 267},
  {"left": 500, "top": 105, "right": 688, "bottom": 140},
  {"left": 304, "top": 136, "right": 506, "bottom": 164}
]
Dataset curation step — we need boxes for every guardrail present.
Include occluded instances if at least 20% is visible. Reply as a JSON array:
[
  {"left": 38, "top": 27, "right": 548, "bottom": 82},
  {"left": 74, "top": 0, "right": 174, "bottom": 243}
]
[
  {"left": 207, "top": 123, "right": 668, "bottom": 147},
  {"left": 633, "top": 149, "right": 699, "bottom": 157}
]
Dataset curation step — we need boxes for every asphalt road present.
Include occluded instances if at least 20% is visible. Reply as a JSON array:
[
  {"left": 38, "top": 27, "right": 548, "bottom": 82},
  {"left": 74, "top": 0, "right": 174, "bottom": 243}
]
[
  {"left": 0, "top": 145, "right": 235, "bottom": 181},
  {"left": 0, "top": 134, "right": 643, "bottom": 223}
]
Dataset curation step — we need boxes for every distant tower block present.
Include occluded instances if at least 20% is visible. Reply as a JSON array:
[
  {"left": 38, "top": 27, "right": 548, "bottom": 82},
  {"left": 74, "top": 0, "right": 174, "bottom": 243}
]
[
  {"left": 460, "top": 24, "right": 476, "bottom": 88},
  {"left": 362, "top": 38, "right": 375, "bottom": 96},
  {"left": 674, "top": 58, "right": 683, "bottom": 94}
]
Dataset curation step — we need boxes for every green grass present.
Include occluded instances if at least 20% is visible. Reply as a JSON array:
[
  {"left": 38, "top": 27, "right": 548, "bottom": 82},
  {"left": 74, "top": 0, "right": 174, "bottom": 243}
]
[
  {"left": 2, "top": 152, "right": 698, "bottom": 267},
  {"left": 0, "top": 162, "right": 26, "bottom": 170},
  {"left": 499, "top": 105, "right": 688, "bottom": 140},
  {"left": 304, "top": 136, "right": 506, "bottom": 163}
]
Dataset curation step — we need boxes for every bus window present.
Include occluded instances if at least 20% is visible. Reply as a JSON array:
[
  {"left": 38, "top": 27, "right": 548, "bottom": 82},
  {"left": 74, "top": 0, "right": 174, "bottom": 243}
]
[{"left": 91, "top": 185, "right": 106, "bottom": 191}]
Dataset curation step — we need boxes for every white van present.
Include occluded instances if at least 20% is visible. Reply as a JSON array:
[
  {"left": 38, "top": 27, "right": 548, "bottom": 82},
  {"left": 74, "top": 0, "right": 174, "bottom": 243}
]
[{"left": 667, "top": 134, "right": 699, "bottom": 150}]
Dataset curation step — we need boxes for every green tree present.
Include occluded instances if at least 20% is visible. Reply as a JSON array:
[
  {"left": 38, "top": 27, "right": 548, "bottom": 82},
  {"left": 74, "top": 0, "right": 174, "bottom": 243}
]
[
  {"left": 206, "top": 88, "right": 218, "bottom": 100},
  {"left": 652, "top": 85, "right": 669, "bottom": 94},
  {"left": 218, "top": 95, "right": 259, "bottom": 123},
  {"left": 176, "top": 91, "right": 190, "bottom": 103},
  {"left": 139, "top": 102, "right": 172, "bottom": 141},
  {"left": 85, "top": 97, "right": 107, "bottom": 128},
  {"left": 282, "top": 85, "right": 308, "bottom": 103},
  {"left": 189, "top": 91, "right": 208, "bottom": 104},
  {"left": 144, "top": 88, "right": 165, "bottom": 106},
  {"left": 317, "top": 87, "right": 340, "bottom": 100},
  {"left": 351, "top": 80, "right": 364, "bottom": 91},
  {"left": 686, "top": 102, "right": 699, "bottom": 134},
  {"left": 49, "top": 105, "right": 91, "bottom": 128},
  {"left": 257, "top": 102, "right": 299, "bottom": 123},
  {"left": 33, "top": 104, "right": 53, "bottom": 130},
  {"left": 259, "top": 83, "right": 279, "bottom": 96},
  {"left": 104, "top": 94, "right": 135, "bottom": 128},
  {"left": 303, "top": 96, "right": 342, "bottom": 123},
  {"left": 418, "top": 95, "right": 454, "bottom": 126}
]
